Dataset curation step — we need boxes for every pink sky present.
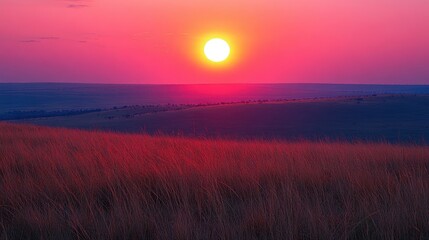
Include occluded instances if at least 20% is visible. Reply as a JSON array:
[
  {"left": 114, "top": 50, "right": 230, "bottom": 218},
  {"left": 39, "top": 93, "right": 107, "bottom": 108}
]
[{"left": 0, "top": 0, "right": 428, "bottom": 84}]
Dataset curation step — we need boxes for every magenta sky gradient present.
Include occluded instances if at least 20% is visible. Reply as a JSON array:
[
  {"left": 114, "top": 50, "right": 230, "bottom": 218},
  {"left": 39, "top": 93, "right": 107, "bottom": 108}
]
[{"left": 0, "top": 0, "right": 428, "bottom": 84}]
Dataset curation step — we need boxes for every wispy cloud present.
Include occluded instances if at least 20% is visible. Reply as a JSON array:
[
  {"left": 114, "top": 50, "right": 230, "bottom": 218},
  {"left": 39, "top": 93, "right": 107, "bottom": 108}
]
[
  {"left": 19, "top": 37, "right": 61, "bottom": 43},
  {"left": 19, "top": 40, "right": 40, "bottom": 43},
  {"left": 64, "top": 0, "right": 91, "bottom": 9},
  {"left": 39, "top": 37, "right": 60, "bottom": 40},
  {"left": 67, "top": 4, "right": 89, "bottom": 8}
]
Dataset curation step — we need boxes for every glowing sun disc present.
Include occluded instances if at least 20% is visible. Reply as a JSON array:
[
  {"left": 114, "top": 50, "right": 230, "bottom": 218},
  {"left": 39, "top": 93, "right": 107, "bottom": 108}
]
[{"left": 204, "top": 38, "right": 230, "bottom": 63}]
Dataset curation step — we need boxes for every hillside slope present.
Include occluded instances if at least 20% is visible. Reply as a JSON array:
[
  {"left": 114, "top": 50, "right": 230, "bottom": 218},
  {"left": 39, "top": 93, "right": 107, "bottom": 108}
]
[{"left": 16, "top": 95, "right": 429, "bottom": 143}]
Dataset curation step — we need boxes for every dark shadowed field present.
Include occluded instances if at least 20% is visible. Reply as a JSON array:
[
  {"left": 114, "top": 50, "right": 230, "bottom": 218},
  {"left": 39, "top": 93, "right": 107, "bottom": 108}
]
[
  {"left": 2, "top": 83, "right": 428, "bottom": 115},
  {"left": 15, "top": 94, "right": 429, "bottom": 143},
  {"left": 1, "top": 123, "right": 429, "bottom": 239}
]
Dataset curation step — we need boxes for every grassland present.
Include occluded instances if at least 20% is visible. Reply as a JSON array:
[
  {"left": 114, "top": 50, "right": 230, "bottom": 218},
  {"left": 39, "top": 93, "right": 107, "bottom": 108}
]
[{"left": 1, "top": 122, "right": 429, "bottom": 239}]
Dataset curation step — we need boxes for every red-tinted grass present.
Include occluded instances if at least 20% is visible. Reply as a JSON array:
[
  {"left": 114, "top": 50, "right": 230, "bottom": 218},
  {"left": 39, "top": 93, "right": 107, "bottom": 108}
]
[{"left": 0, "top": 123, "right": 428, "bottom": 239}]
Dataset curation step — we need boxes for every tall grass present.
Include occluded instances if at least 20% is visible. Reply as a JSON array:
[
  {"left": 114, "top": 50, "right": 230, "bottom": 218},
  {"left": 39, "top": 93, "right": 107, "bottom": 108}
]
[{"left": 0, "top": 122, "right": 428, "bottom": 239}]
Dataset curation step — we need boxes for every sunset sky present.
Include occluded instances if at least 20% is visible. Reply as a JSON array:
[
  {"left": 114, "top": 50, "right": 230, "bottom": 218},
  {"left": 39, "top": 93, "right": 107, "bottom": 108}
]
[{"left": 0, "top": 0, "right": 428, "bottom": 84}]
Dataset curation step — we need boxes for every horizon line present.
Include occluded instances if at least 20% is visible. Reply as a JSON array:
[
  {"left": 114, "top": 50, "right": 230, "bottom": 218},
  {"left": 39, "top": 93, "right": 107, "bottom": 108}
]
[{"left": 0, "top": 82, "right": 428, "bottom": 86}]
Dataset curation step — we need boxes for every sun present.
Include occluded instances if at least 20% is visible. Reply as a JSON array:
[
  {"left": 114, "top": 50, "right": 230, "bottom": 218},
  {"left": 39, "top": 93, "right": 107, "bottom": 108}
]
[{"left": 204, "top": 38, "right": 230, "bottom": 63}]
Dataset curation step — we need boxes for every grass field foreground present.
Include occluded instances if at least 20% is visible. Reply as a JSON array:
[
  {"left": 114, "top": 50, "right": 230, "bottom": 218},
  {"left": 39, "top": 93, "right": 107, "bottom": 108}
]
[{"left": 0, "top": 123, "right": 428, "bottom": 239}]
